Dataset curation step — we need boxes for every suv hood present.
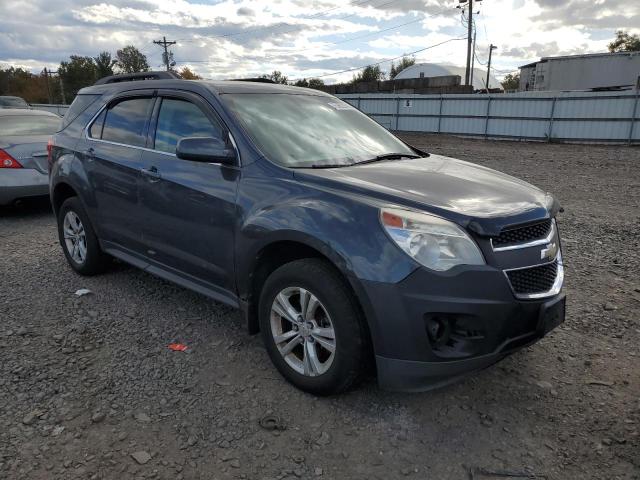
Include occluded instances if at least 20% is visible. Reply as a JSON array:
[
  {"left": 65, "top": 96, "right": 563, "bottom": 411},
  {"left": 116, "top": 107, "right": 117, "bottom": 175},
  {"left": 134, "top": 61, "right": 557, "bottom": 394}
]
[{"left": 294, "top": 154, "right": 559, "bottom": 236}]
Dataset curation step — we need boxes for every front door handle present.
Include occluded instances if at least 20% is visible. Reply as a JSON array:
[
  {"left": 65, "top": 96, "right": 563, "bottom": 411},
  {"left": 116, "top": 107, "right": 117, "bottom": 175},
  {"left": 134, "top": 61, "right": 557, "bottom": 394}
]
[{"left": 140, "top": 166, "right": 161, "bottom": 182}]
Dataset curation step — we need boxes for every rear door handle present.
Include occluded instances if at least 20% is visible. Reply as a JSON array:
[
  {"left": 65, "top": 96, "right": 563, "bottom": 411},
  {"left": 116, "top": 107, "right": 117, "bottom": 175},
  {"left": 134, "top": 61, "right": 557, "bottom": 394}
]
[{"left": 140, "top": 166, "right": 161, "bottom": 182}]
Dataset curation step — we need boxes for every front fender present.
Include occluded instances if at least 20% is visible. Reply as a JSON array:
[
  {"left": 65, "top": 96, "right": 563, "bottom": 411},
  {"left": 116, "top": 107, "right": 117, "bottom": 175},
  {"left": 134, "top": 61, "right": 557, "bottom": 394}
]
[{"left": 235, "top": 164, "right": 418, "bottom": 298}]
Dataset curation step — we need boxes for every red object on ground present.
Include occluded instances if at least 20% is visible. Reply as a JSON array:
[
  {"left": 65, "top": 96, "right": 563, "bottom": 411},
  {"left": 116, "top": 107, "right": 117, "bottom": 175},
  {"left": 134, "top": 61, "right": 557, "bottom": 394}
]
[{"left": 168, "top": 343, "right": 188, "bottom": 352}]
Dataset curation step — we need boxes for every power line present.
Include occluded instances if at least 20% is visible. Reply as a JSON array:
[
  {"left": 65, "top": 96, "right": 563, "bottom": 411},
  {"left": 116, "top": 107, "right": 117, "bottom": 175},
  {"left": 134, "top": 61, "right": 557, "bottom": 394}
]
[
  {"left": 289, "top": 37, "right": 467, "bottom": 81},
  {"left": 178, "top": 5, "right": 455, "bottom": 66},
  {"left": 474, "top": 50, "right": 487, "bottom": 65},
  {"left": 328, "top": 7, "right": 453, "bottom": 47},
  {"left": 178, "top": 0, "right": 378, "bottom": 44}
]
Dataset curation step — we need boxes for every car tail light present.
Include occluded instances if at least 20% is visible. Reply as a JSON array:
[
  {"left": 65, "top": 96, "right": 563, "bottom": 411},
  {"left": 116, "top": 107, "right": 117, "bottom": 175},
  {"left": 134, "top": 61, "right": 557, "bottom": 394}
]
[{"left": 0, "top": 149, "right": 22, "bottom": 168}]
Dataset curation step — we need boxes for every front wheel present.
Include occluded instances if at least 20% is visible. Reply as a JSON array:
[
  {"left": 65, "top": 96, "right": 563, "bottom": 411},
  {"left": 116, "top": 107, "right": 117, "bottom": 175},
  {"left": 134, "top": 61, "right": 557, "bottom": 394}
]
[
  {"left": 259, "top": 259, "right": 369, "bottom": 395},
  {"left": 57, "top": 197, "right": 109, "bottom": 275}
]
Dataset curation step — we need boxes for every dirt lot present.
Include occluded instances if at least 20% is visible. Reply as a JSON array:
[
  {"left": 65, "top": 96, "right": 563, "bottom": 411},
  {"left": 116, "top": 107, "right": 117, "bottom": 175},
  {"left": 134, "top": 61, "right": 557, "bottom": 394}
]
[{"left": 1, "top": 134, "right": 638, "bottom": 480}]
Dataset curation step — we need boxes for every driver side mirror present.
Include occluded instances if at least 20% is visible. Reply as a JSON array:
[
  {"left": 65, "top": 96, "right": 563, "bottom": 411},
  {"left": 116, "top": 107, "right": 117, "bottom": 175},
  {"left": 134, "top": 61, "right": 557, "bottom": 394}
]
[{"left": 176, "top": 136, "right": 236, "bottom": 165}]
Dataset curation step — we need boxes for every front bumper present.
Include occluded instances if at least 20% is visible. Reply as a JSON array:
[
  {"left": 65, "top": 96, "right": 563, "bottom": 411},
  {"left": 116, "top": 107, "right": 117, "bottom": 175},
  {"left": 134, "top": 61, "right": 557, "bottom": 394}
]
[
  {"left": 0, "top": 168, "right": 49, "bottom": 205},
  {"left": 357, "top": 265, "right": 565, "bottom": 392}
]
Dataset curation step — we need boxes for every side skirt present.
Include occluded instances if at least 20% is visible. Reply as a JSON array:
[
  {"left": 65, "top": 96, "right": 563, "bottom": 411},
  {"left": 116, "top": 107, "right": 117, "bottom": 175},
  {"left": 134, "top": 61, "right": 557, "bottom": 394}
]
[{"left": 101, "top": 240, "right": 240, "bottom": 309}]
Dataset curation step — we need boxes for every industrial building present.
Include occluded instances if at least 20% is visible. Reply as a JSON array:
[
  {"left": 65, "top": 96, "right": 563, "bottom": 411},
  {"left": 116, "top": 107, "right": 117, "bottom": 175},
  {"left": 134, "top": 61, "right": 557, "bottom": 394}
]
[
  {"left": 519, "top": 51, "right": 640, "bottom": 92},
  {"left": 393, "top": 62, "right": 501, "bottom": 91}
]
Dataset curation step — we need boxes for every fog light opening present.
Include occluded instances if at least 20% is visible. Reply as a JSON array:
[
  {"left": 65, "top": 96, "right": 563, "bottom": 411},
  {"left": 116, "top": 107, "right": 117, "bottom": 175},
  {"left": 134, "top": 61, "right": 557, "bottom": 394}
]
[{"left": 426, "top": 315, "right": 452, "bottom": 347}]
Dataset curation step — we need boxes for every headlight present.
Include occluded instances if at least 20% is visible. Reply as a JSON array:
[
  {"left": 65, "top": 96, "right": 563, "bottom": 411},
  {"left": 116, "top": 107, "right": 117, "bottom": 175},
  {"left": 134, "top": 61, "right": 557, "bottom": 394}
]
[{"left": 380, "top": 208, "right": 485, "bottom": 271}]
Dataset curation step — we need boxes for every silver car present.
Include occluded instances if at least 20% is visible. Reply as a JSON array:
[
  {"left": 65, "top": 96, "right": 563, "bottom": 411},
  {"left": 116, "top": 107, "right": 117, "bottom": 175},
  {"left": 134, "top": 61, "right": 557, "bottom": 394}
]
[
  {"left": 0, "top": 96, "right": 30, "bottom": 109},
  {"left": 0, "top": 109, "right": 60, "bottom": 205}
]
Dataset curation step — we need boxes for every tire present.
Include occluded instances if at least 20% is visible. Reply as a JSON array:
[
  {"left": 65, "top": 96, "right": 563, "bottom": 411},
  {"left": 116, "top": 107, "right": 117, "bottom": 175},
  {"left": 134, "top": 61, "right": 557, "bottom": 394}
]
[
  {"left": 259, "top": 258, "right": 369, "bottom": 395},
  {"left": 57, "top": 197, "right": 109, "bottom": 275}
]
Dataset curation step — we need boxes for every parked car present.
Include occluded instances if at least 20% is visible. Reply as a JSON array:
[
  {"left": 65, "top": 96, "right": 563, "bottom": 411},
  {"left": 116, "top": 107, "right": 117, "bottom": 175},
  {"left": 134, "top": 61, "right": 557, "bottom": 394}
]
[
  {"left": 0, "top": 109, "right": 61, "bottom": 205},
  {"left": 49, "top": 74, "right": 565, "bottom": 394},
  {"left": 0, "top": 96, "right": 30, "bottom": 109}
]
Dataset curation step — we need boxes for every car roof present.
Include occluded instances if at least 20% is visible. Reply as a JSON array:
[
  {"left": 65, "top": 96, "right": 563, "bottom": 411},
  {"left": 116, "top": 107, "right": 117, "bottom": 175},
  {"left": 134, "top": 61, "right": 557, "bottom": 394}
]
[
  {"left": 79, "top": 79, "right": 331, "bottom": 97},
  {"left": 201, "top": 81, "right": 330, "bottom": 96},
  {"left": 0, "top": 108, "right": 59, "bottom": 117},
  {"left": 0, "top": 95, "right": 27, "bottom": 100}
]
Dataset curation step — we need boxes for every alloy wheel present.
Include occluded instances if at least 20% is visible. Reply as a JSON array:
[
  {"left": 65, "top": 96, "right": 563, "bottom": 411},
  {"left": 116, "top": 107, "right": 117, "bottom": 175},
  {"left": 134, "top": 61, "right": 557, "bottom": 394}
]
[
  {"left": 270, "top": 287, "right": 336, "bottom": 377},
  {"left": 63, "top": 211, "right": 87, "bottom": 264}
]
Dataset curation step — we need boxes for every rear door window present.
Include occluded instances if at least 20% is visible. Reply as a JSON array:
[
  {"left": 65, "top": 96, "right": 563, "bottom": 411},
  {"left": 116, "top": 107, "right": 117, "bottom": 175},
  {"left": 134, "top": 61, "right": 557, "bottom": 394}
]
[
  {"left": 101, "top": 97, "right": 154, "bottom": 147},
  {"left": 89, "top": 109, "right": 106, "bottom": 139},
  {"left": 153, "top": 98, "right": 223, "bottom": 154}
]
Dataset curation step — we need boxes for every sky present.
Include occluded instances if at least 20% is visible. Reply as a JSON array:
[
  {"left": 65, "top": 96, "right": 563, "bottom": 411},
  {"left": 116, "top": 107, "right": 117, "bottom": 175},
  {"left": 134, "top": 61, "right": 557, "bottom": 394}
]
[{"left": 0, "top": 0, "right": 638, "bottom": 84}]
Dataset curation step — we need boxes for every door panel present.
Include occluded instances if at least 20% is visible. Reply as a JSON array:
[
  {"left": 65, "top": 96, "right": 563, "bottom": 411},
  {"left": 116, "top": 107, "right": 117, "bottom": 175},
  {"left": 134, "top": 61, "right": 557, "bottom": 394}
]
[
  {"left": 139, "top": 152, "right": 239, "bottom": 292},
  {"left": 86, "top": 140, "right": 144, "bottom": 251},
  {"left": 84, "top": 95, "right": 155, "bottom": 254},
  {"left": 138, "top": 95, "right": 239, "bottom": 294}
]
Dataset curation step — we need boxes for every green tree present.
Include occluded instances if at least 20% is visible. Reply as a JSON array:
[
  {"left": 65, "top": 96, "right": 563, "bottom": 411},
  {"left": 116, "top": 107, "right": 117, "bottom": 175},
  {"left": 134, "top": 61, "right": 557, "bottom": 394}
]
[
  {"left": 351, "top": 65, "right": 385, "bottom": 84},
  {"left": 389, "top": 56, "right": 415, "bottom": 79},
  {"left": 608, "top": 30, "right": 640, "bottom": 52},
  {"left": 94, "top": 51, "right": 116, "bottom": 80},
  {"left": 261, "top": 70, "right": 288, "bottom": 84},
  {"left": 0, "top": 67, "right": 51, "bottom": 104},
  {"left": 293, "top": 78, "right": 325, "bottom": 90},
  {"left": 501, "top": 73, "right": 520, "bottom": 91},
  {"left": 179, "top": 66, "right": 202, "bottom": 80},
  {"left": 307, "top": 78, "right": 325, "bottom": 89},
  {"left": 115, "top": 46, "right": 150, "bottom": 73},
  {"left": 58, "top": 55, "right": 97, "bottom": 101}
]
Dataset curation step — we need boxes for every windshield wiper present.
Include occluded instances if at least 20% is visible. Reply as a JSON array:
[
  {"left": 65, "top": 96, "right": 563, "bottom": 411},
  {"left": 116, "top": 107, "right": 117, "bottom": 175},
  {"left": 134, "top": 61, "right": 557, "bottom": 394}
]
[
  {"left": 294, "top": 153, "right": 424, "bottom": 169},
  {"left": 352, "top": 152, "right": 422, "bottom": 166}
]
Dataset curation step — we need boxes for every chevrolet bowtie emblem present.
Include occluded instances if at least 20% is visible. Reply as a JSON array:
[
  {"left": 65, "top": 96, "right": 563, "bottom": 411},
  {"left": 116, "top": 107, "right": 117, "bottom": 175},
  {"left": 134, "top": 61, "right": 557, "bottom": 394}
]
[{"left": 541, "top": 242, "right": 558, "bottom": 261}]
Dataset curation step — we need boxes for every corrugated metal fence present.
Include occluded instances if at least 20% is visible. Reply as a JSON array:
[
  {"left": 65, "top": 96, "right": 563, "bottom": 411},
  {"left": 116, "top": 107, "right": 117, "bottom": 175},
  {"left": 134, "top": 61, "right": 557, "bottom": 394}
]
[
  {"left": 31, "top": 103, "right": 69, "bottom": 116},
  {"left": 337, "top": 90, "right": 640, "bottom": 144}
]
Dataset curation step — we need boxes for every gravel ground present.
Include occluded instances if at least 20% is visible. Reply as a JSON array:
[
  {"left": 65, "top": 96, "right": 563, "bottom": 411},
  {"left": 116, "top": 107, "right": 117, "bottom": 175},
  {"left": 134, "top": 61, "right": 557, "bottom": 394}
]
[{"left": 1, "top": 134, "right": 638, "bottom": 480}]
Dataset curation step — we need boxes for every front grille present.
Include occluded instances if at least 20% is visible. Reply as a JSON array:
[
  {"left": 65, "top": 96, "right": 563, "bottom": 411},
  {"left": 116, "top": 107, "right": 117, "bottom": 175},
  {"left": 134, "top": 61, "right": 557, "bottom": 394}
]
[
  {"left": 506, "top": 260, "right": 558, "bottom": 295},
  {"left": 492, "top": 219, "right": 552, "bottom": 248}
]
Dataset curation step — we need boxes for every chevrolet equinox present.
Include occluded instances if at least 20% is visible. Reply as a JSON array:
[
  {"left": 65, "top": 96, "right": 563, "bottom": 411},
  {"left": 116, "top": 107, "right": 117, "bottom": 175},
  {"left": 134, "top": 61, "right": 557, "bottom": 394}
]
[{"left": 48, "top": 75, "right": 565, "bottom": 394}]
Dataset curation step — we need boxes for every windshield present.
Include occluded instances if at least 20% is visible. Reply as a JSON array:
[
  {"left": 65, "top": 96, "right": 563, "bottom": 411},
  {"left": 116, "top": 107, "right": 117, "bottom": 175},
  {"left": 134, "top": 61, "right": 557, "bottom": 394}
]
[
  {"left": 0, "top": 115, "right": 60, "bottom": 135},
  {"left": 221, "top": 93, "right": 416, "bottom": 167}
]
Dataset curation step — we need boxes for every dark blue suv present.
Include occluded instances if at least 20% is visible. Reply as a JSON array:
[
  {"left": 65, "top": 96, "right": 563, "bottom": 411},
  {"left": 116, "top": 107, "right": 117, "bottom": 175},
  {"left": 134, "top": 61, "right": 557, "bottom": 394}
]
[{"left": 48, "top": 74, "right": 565, "bottom": 394}]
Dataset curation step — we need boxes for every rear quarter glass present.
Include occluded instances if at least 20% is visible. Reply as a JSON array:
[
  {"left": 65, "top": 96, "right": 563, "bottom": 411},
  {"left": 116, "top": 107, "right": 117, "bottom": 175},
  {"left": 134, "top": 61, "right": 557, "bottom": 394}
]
[{"left": 60, "top": 94, "right": 102, "bottom": 131}]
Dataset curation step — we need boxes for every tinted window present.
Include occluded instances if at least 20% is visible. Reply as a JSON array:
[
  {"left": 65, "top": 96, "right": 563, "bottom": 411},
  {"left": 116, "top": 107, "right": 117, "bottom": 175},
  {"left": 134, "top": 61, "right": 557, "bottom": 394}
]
[
  {"left": 89, "top": 109, "right": 106, "bottom": 139},
  {"left": 0, "top": 115, "right": 60, "bottom": 135},
  {"left": 102, "top": 98, "right": 154, "bottom": 147},
  {"left": 61, "top": 94, "right": 101, "bottom": 129},
  {"left": 154, "top": 98, "right": 222, "bottom": 154}
]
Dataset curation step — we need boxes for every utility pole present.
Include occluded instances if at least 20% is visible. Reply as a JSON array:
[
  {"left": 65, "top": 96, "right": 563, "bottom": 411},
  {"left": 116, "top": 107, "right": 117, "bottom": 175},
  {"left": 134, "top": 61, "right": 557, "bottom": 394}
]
[
  {"left": 58, "top": 75, "right": 66, "bottom": 105},
  {"left": 464, "top": 0, "right": 473, "bottom": 86},
  {"left": 43, "top": 68, "right": 52, "bottom": 104},
  {"left": 470, "top": 28, "right": 477, "bottom": 88},
  {"left": 46, "top": 69, "right": 67, "bottom": 104},
  {"left": 485, "top": 44, "right": 497, "bottom": 93},
  {"left": 153, "top": 36, "right": 177, "bottom": 71}
]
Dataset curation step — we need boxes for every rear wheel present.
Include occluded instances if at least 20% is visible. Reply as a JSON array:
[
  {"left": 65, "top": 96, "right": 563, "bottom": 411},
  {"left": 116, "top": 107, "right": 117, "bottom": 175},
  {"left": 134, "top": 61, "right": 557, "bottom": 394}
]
[
  {"left": 57, "top": 197, "right": 108, "bottom": 275},
  {"left": 259, "top": 259, "right": 369, "bottom": 395}
]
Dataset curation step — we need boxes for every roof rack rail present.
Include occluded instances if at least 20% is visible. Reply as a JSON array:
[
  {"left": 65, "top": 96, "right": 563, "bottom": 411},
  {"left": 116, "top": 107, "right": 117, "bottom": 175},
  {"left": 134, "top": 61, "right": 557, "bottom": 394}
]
[
  {"left": 94, "top": 71, "right": 181, "bottom": 85},
  {"left": 230, "top": 78, "right": 277, "bottom": 84}
]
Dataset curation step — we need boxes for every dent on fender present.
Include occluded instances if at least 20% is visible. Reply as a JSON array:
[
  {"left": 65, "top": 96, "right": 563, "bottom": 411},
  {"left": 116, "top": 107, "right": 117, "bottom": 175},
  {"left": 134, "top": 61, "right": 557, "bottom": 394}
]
[{"left": 239, "top": 194, "right": 418, "bottom": 285}]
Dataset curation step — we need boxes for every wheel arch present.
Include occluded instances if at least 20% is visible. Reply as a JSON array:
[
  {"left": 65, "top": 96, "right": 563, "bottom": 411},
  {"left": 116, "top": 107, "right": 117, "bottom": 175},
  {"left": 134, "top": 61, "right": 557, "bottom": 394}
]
[
  {"left": 51, "top": 182, "right": 79, "bottom": 216},
  {"left": 243, "top": 239, "right": 373, "bottom": 355}
]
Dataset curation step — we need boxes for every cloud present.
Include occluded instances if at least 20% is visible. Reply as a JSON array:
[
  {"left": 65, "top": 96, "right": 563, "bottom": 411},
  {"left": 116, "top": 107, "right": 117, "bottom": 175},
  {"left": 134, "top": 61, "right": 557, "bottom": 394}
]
[
  {"left": 0, "top": 0, "right": 637, "bottom": 83},
  {"left": 237, "top": 7, "right": 254, "bottom": 17}
]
